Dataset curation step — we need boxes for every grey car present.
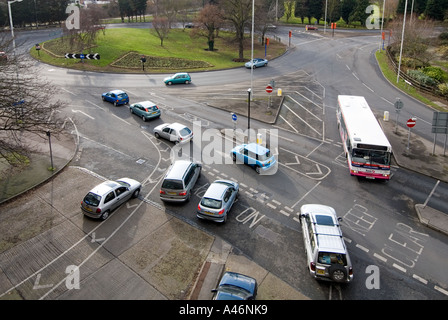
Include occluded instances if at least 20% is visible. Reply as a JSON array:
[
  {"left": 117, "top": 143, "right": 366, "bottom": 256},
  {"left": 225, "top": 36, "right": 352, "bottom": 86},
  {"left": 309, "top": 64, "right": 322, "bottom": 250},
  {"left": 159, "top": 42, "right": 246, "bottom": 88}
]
[
  {"left": 81, "top": 178, "right": 141, "bottom": 220},
  {"left": 197, "top": 180, "right": 239, "bottom": 223},
  {"left": 130, "top": 100, "right": 161, "bottom": 121},
  {"left": 153, "top": 122, "right": 193, "bottom": 144}
]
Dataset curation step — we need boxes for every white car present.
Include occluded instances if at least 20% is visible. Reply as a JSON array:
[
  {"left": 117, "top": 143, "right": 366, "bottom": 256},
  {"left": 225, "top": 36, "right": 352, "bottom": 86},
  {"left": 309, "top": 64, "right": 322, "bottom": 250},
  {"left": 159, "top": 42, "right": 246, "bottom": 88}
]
[
  {"left": 81, "top": 178, "right": 141, "bottom": 220},
  {"left": 299, "top": 204, "right": 353, "bottom": 283},
  {"left": 153, "top": 122, "right": 193, "bottom": 144}
]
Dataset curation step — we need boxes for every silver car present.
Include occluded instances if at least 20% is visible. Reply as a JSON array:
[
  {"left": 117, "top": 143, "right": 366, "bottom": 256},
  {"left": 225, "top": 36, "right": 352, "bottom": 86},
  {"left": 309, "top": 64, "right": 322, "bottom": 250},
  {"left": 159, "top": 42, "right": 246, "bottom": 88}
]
[
  {"left": 197, "top": 180, "right": 239, "bottom": 223},
  {"left": 81, "top": 178, "right": 141, "bottom": 220},
  {"left": 299, "top": 204, "right": 353, "bottom": 283},
  {"left": 153, "top": 122, "right": 193, "bottom": 144}
]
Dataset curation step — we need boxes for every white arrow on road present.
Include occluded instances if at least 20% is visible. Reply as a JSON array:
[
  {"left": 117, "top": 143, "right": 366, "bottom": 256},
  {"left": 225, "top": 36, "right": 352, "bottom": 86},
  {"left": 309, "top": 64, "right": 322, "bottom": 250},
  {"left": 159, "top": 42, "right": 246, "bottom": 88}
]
[
  {"left": 91, "top": 232, "right": 105, "bottom": 243},
  {"left": 33, "top": 274, "right": 53, "bottom": 290}
]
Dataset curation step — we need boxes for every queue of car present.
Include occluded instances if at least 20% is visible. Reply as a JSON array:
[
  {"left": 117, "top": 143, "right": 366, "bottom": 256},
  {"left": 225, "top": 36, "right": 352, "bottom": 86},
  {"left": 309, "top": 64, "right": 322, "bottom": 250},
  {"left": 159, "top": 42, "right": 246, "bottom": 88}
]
[{"left": 86, "top": 80, "right": 351, "bottom": 300}]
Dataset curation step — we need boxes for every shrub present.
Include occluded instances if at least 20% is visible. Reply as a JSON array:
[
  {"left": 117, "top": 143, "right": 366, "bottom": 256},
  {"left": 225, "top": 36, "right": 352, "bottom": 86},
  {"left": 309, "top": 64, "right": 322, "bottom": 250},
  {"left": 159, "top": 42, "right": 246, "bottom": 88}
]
[
  {"left": 422, "top": 66, "right": 447, "bottom": 83},
  {"left": 438, "top": 83, "right": 448, "bottom": 96},
  {"left": 406, "top": 69, "right": 437, "bottom": 86}
]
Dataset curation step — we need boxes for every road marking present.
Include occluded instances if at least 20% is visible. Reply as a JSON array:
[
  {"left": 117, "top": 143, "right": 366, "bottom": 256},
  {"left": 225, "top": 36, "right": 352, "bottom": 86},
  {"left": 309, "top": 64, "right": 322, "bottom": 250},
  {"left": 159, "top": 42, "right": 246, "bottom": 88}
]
[
  {"left": 72, "top": 109, "right": 94, "bottom": 120},
  {"left": 356, "top": 244, "right": 369, "bottom": 253},
  {"left": 291, "top": 181, "right": 321, "bottom": 208},
  {"left": 283, "top": 103, "right": 321, "bottom": 136},
  {"left": 111, "top": 113, "right": 132, "bottom": 125},
  {"left": 392, "top": 263, "right": 407, "bottom": 273},
  {"left": 61, "top": 87, "right": 76, "bottom": 95},
  {"left": 435, "top": 286, "right": 448, "bottom": 296},
  {"left": 412, "top": 274, "right": 428, "bottom": 285},
  {"left": 373, "top": 253, "right": 387, "bottom": 263}
]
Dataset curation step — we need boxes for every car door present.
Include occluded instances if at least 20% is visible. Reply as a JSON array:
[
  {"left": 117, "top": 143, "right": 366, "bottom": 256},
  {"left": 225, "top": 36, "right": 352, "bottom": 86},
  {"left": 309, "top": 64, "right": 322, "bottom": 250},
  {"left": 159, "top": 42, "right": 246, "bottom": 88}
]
[
  {"left": 223, "top": 188, "right": 236, "bottom": 213},
  {"left": 161, "top": 126, "right": 171, "bottom": 140},
  {"left": 115, "top": 186, "right": 131, "bottom": 205}
]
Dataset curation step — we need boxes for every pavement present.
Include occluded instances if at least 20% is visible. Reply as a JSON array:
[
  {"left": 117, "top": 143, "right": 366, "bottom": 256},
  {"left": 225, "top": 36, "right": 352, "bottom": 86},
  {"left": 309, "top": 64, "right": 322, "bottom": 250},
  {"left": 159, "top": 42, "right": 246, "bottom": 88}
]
[{"left": 0, "top": 93, "right": 447, "bottom": 300}]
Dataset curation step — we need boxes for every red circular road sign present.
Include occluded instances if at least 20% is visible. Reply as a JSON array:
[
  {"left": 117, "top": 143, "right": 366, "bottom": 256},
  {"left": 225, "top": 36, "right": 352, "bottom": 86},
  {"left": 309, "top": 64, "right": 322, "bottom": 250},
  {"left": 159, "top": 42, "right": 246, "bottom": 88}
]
[
  {"left": 407, "top": 118, "right": 416, "bottom": 128},
  {"left": 266, "top": 85, "right": 273, "bottom": 93}
]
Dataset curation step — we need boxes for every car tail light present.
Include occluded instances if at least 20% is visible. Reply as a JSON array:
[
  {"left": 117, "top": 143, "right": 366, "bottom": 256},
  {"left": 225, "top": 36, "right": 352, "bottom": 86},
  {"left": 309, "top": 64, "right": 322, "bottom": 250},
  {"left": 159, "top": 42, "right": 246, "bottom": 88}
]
[
  {"left": 96, "top": 208, "right": 101, "bottom": 213},
  {"left": 160, "top": 190, "right": 165, "bottom": 194},
  {"left": 310, "top": 262, "right": 316, "bottom": 272},
  {"left": 349, "top": 267, "right": 353, "bottom": 276},
  {"left": 198, "top": 204, "right": 201, "bottom": 211},
  {"left": 179, "top": 191, "right": 187, "bottom": 196},
  {"left": 218, "top": 209, "right": 225, "bottom": 215}
]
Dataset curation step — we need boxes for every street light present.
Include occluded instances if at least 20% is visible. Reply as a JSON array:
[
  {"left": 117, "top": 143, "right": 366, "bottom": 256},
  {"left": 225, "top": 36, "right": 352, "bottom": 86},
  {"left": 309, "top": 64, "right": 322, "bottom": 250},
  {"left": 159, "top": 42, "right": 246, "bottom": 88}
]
[{"left": 8, "top": 0, "right": 23, "bottom": 52}]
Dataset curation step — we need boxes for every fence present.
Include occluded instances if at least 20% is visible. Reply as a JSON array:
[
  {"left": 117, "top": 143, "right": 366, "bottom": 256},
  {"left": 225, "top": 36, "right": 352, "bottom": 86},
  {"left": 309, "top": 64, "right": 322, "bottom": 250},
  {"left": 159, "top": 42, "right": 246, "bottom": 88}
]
[{"left": 385, "top": 47, "right": 448, "bottom": 102}]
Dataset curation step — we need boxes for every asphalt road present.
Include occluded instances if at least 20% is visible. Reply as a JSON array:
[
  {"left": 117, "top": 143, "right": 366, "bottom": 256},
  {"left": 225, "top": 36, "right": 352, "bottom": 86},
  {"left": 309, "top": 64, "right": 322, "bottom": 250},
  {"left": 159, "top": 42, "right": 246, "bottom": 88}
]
[{"left": 5, "top": 25, "right": 448, "bottom": 300}]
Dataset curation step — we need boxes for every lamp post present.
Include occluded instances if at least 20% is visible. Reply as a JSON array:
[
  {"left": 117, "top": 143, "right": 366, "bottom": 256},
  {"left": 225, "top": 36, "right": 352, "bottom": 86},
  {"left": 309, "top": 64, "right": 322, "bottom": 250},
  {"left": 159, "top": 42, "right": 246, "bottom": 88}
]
[
  {"left": 396, "top": 0, "right": 408, "bottom": 83},
  {"left": 46, "top": 131, "right": 54, "bottom": 171},
  {"left": 8, "top": 0, "right": 23, "bottom": 52},
  {"left": 247, "top": 88, "right": 251, "bottom": 134}
]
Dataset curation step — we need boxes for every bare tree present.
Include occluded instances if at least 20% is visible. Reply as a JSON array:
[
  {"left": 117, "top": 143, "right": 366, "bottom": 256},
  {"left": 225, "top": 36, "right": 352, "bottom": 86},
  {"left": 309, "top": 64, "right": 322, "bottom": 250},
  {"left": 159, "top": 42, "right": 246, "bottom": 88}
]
[
  {"left": 192, "top": 4, "right": 224, "bottom": 51},
  {"left": 152, "top": 16, "right": 170, "bottom": 46},
  {"left": 0, "top": 39, "right": 67, "bottom": 165}
]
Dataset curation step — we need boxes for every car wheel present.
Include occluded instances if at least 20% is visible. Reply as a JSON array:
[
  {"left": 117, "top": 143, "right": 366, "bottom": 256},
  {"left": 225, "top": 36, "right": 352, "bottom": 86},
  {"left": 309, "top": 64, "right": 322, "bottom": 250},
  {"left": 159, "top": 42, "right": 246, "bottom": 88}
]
[
  {"left": 100, "top": 210, "right": 110, "bottom": 220},
  {"left": 264, "top": 63, "right": 267, "bottom": 67},
  {"left": 130, "top": 108, "right": 134, "bottom": 114},
  {"left": 142, "top": 115, "right": 146, "bottom": 122},
  {"left": 232, "top": 153, "right": 236, "bottom": 162},
  {"left": 329, "top": 265, "right": 347, "bottom": 282},
  {"left": 132, "top": 188, "right": 140, "bottom": 198},
  {"left": 167, "top": 81, "right": 172, "bottom": 85},
  {"left": 255, "top": 166, "right": 261, "bottom": 174},
  {"left": 114, "top": 101, "right": 117, "bottom": 106},
  {"left": 155, "top": 132, "right": 160, "bottom": 138},
  {"left": 102, "top": 96, "right": 105, "bottom": 101},
  {"left": 185, "top": 80, "right": 190, "bottom": 84}
]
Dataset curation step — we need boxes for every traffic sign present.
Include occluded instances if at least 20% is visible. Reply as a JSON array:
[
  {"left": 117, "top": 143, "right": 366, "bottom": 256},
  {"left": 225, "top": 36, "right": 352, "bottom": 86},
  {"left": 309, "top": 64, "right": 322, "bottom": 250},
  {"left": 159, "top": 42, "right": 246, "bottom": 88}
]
[
  {"left": 65, "top": 53, "right": 100, "bottom": 60},
  {"left": 407, "top": 118, "right": 416, "bottom": 128},
  {"left": 232, "top": 113, "right": 237, "bottom": 121},
  {"left": 266, "top": 85, "right": 273, "bottom": 93}
]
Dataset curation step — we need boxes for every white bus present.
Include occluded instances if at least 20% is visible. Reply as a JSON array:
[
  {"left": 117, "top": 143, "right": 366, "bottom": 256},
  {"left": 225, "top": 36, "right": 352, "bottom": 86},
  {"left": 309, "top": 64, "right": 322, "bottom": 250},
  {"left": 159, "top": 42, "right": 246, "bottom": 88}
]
[{"left": 336, "top": 95, "right": 392, "bottom": 180}]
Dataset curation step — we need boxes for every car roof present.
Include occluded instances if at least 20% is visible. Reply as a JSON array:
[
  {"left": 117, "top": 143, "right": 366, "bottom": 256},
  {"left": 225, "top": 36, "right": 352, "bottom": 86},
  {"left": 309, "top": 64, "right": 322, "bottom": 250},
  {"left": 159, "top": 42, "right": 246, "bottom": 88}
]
[
  {"left": 219, "top": 272, "right": 256, "bottom": 292},
  {"left": 203, "top": 182, "right": 229, "bottom": 200},
  {"left": 137, "top": 101, "right": 156, "bottom": 107},
  {"left": 169, "top": 122, "right": 188, "bottom": 130},
  {"left": 109, "top": 90, "right": 126, "bottom": 95},
  {"left": 165, "top": 160, "right": 193, "bottom": 179},
  {"left": 244, "top": 143, "right": 270, "bottom": 155},
  {"left": 90, "top": 180, "right": 120, "bottom": 196}
]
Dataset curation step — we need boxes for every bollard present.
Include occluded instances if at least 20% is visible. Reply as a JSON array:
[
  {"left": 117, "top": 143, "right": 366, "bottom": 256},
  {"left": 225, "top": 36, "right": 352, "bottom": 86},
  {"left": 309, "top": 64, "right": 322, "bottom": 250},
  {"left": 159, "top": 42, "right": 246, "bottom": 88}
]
[
  {"left": 277, "top": 88, "right": 282, "bottom": 96},
  {"left": 384, "top": 111, "right": 389, "bottom": 121}
]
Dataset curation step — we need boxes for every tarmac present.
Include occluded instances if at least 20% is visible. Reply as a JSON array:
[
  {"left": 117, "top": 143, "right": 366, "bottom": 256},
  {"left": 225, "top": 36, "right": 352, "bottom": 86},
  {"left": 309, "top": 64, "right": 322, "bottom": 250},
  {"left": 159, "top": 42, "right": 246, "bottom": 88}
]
[{"left": 0, "top": 94, "right": 447, "bottom": 301}]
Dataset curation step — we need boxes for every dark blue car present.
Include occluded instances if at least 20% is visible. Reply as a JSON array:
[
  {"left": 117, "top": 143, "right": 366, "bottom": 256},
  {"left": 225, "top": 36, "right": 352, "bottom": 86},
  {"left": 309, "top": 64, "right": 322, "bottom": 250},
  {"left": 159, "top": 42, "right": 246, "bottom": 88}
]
[
  {"left": 102, "top": 90, "right": 129, "bottom": 106},
  {"left": 211, "top": 272, "right": 257, "bottom": 300}
]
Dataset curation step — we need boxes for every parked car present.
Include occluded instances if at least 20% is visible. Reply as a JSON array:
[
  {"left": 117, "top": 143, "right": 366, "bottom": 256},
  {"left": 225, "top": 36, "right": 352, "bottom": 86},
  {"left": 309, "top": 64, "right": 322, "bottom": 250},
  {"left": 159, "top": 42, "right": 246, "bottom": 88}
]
[
  {"left": 153, "top": 122, "right": 193, "bottom": 144},
  {"left": 230, "top": 143, "right": 277, "bottom": 174},
  {"left": 102, "top": 90, "right": 129, "bottom": 106},
  {"left": 164, "top": 72, "right": 192, "bottom": 85},
  {"left": 306, "top": 25, "right": 318, "bottom": 30},
  {"left": 245, "top": 58, "right": 268, "bottom": 69},
  {"left": 130, "top": 100, "right": 161, "bottom": 121},
  {"left": 211, "top": 271, "right": 257, "bottom": 300},
  {"left": 299, "top": 204, "right": 353, "bottom": 283},
  {"left": 81, "top": 178, "right": 141, "bottom": 220},
  {"left": 197, "top": 180, "right": 239, "bottom": 223},
  {"left": 160, "top": 160, "right": 202, "bottom": 202}
]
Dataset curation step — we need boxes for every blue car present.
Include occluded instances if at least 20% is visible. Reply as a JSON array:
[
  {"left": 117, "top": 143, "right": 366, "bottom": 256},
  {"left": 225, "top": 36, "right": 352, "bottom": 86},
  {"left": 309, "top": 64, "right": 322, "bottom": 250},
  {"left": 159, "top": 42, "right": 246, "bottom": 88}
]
[
  {"left": 211, "top": 272, "right": 257, "bottom": 300},
  {"left": 245, "top": 58, "right": 268, "bottom": 69},
  {"left": 231, "top": 143, "right": 277, "bottom": 174},
  {"left": 102, "top": 90, "right": 129, "bottom": 106}
]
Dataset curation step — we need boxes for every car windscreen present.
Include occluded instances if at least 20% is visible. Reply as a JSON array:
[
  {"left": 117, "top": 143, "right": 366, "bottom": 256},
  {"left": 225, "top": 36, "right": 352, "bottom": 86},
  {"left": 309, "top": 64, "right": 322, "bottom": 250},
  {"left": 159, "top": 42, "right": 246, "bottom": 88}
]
[
  {"left": 117, "top": 93, "right": 127, "bottom": 99},
  {"left": 83, "top": 192, "right": 101, "bottom": 206},
  {"left": 201, "top": 198, "right": 222, "bottom": 209},
  {"left": 317, "top": 252, "right": 347, "bottom": 266},
  {"left": 161, "top": 179, "right": 184, "bottom": 190},
  {"left": 179, "top": 127, "right": 191, "bottom": 137}
]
